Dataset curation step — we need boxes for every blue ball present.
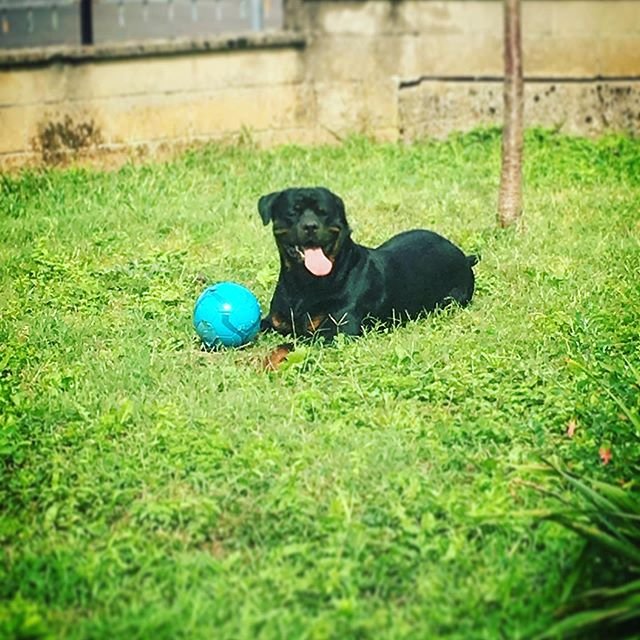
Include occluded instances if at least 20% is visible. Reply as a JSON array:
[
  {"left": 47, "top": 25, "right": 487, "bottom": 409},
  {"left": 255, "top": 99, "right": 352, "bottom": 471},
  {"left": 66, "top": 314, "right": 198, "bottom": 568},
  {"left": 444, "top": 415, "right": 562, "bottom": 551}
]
[{"left": 193, "top": 282, "right": 261, "bottom": 348}]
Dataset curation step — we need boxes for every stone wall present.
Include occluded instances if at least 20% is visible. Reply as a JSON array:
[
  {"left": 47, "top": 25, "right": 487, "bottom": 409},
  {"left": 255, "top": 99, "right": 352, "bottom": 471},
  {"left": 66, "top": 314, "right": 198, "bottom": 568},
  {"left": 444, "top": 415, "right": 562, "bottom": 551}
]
[{"left": 1, "top": 1, "right": 639, "bottom": 169}]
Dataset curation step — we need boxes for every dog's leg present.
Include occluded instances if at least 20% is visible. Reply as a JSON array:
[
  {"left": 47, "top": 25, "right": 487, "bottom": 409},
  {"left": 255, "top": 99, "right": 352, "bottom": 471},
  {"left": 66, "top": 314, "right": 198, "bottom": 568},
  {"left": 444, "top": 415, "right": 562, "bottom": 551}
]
[
  {"left": 261, "top": 312, "right": 293, "bottom": 336},
  {"left": 314, "top": 310, "right": 362, "bottom": 341},
  {"left": 262, "top": 342, "right": 295, "bottom": 371}
]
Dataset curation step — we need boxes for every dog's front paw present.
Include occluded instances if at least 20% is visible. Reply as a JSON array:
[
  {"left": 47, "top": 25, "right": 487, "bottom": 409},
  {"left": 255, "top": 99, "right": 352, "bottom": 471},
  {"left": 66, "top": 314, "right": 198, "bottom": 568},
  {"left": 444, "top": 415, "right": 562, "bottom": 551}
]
[{"left": 261, "top": 313, "right": 293, "bottom": 336}]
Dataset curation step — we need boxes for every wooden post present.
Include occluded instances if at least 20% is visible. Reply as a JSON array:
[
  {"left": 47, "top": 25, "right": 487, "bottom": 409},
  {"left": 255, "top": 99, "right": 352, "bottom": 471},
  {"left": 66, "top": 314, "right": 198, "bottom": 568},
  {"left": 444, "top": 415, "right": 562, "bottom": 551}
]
[{"left": 497, "top": 0, "right": 523, "bottom": 228}]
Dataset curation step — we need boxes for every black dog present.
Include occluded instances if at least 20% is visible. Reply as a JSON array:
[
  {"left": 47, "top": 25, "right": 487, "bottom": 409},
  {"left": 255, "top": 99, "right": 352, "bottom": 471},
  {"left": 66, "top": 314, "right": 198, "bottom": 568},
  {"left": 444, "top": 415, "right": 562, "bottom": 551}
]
[{"left": 258, "top": 187, "right": 478, "bottom": 340}]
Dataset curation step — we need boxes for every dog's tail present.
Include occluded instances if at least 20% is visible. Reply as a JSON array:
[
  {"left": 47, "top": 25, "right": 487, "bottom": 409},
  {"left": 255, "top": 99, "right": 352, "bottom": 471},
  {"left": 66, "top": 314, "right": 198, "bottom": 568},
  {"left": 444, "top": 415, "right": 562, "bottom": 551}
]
[{"left": 466, "top": 254, "right": 480, "bottom": 268}]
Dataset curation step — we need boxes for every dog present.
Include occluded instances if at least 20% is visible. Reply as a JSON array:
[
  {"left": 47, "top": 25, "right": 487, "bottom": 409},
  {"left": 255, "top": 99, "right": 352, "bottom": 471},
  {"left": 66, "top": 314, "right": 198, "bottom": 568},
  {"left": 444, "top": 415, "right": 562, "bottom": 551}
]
[{"left": 258, "top": 187, "right": 478, "bottom": 341}]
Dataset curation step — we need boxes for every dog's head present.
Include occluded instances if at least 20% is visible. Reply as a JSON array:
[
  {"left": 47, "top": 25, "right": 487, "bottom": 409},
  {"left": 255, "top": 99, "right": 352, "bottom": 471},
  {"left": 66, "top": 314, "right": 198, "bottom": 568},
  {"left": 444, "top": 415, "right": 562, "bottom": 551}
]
[{"left": 258, "top": 187, "right": 351, "bottom": 277}]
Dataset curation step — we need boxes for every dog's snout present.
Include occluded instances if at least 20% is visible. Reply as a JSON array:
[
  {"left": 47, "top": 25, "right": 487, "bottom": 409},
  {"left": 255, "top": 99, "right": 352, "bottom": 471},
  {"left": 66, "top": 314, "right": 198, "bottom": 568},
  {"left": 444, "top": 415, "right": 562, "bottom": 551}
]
[{"left": 299, "top": 209, "right": 321, "bottom": 235}]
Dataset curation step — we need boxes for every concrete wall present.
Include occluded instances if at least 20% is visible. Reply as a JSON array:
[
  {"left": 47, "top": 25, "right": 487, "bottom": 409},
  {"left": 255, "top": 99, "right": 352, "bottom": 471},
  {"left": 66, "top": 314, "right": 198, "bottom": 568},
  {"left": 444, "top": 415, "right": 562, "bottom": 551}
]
[
  {"left": 1, "top": 1, "right": 639, "bottom": 169},
  {"left": 0, "top": 34, "right": 309, "bottom": 168},
  {"left": 299, "top": 0, "right": 640, "bottom": 141}
]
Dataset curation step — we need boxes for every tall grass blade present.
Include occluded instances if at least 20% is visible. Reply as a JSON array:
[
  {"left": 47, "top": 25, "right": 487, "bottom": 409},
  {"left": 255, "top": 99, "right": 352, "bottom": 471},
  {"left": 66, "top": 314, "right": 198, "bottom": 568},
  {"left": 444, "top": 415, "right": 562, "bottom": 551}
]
[{"left": 530, "top": 457, "right": 640, "bottom": 638}]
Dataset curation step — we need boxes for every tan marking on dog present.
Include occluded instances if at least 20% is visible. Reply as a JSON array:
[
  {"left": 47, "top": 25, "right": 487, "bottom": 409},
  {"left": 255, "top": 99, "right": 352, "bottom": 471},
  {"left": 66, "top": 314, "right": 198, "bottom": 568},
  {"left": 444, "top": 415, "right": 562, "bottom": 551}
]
[
  {"left": 306, "top": 314, "right": 327, "bottom": 333},
  {"left": 262, "top": 343, "right": 294, "bottom": 372},
  {"left": 325, "top": 228, "right": 348, "bottom": 263},
  {"left": 270, "top": 313, "right": 292, "bottom": 335}
]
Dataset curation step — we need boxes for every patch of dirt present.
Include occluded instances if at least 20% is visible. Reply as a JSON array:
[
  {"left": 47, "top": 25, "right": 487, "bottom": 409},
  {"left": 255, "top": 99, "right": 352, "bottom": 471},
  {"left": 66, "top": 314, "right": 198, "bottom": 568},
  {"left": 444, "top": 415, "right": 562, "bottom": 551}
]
[{"left": 32, "top": 114, "right": 103, "bottom": 165}]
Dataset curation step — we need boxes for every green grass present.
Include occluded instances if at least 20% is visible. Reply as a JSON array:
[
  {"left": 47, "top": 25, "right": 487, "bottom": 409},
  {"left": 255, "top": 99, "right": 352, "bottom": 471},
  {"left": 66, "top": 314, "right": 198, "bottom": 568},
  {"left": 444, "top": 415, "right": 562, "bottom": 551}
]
[{"left": 1, "top": 129, "right": 639, "bottom": 639}]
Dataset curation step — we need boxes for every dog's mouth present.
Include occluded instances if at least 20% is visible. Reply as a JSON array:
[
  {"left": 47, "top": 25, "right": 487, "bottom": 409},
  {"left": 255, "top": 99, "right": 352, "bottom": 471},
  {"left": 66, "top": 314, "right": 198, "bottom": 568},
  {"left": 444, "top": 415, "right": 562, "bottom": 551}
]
[
  {"left": 276, "top": 224, "right": 343, "bottom": 277},
  {"left": 296, "top": 245, "right": 333, "bottom": 277}
]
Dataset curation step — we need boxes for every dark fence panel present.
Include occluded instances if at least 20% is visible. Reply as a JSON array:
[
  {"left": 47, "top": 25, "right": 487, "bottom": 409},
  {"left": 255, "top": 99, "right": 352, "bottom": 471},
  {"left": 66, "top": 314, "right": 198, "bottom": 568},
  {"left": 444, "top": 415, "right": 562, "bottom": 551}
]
[
  {"left": 92, "top": 0, "right": 283, "bottom": 44},
  {"left": 0, "top": 1, "right": 82, "bottom": 48},
  {"left": 0, "top": 0, "right": 283, "bottom": 49}
]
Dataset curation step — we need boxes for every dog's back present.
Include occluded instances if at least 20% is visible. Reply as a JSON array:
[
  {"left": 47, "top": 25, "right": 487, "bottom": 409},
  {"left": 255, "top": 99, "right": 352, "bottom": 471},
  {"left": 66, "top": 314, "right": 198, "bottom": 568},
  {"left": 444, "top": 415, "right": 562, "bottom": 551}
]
[{"left": 374, "top": 229, "right": 476, "bottom": 317}]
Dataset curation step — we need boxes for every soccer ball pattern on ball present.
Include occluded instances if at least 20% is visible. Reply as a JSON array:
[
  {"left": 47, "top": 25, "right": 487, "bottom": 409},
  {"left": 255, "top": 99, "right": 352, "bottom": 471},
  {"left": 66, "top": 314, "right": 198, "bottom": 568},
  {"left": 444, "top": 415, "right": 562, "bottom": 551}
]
[{"left": 193, "top": 282, "right": 261, "bottom": 348}]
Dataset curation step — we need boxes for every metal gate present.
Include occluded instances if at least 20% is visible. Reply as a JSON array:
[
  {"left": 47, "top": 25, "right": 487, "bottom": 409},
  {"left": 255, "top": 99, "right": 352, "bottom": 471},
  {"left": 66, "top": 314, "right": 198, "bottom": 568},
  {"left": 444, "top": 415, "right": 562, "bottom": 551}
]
[{"left": 0, "top": 0, "right": 283, "bottom": 49}]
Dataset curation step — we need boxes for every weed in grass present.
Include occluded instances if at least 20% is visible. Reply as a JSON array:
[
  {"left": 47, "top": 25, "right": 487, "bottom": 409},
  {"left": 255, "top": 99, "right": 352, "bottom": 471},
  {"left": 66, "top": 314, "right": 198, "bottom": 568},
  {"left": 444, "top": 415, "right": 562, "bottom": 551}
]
[
  {"left": 1, "top": 129, "right": 639, "bottom": 639},
  {"left": 523, "top": 455, "right": 640, "bottom": 639}
]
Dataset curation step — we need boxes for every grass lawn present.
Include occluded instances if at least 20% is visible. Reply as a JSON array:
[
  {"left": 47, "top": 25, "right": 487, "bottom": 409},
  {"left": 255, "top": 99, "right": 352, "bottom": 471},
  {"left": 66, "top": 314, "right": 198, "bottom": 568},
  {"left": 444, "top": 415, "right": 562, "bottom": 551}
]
[{"left": 1, "top": 129, "right": 639, "bottom": 639}]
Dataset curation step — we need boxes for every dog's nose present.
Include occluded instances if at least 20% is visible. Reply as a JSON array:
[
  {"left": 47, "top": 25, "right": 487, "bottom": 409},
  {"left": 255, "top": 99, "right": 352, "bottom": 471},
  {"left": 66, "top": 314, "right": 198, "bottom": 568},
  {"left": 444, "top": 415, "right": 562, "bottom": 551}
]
[{"left": 299, "top": 209, "right": 320, "bottom": 235}]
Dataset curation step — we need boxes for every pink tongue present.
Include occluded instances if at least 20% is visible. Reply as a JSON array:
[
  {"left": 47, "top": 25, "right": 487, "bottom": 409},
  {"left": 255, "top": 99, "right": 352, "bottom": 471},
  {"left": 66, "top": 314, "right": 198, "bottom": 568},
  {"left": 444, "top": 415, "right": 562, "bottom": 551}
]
[{"left": 303, "top": 248, "right": 333, "bottom": 276}]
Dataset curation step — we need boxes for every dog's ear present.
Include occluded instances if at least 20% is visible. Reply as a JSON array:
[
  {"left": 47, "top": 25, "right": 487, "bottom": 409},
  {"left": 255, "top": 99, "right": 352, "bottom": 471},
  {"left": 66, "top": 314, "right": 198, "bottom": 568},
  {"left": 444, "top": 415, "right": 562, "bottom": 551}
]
[
  {"left": 319, "top": 188, "right": 348, "bottom": 226},
  {"left": 258, "top": 191, "right": 281, "bottom": 226},
  {"left": 331, "top": 192, "right": 346, "bottom": 221}
]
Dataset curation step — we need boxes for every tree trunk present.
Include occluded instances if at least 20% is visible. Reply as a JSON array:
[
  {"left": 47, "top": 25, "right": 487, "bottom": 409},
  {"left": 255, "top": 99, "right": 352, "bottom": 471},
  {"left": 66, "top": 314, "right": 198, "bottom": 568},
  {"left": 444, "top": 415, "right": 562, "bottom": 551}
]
[{"left": 498, "top": 0, "right": 523, "bottom": 228}]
